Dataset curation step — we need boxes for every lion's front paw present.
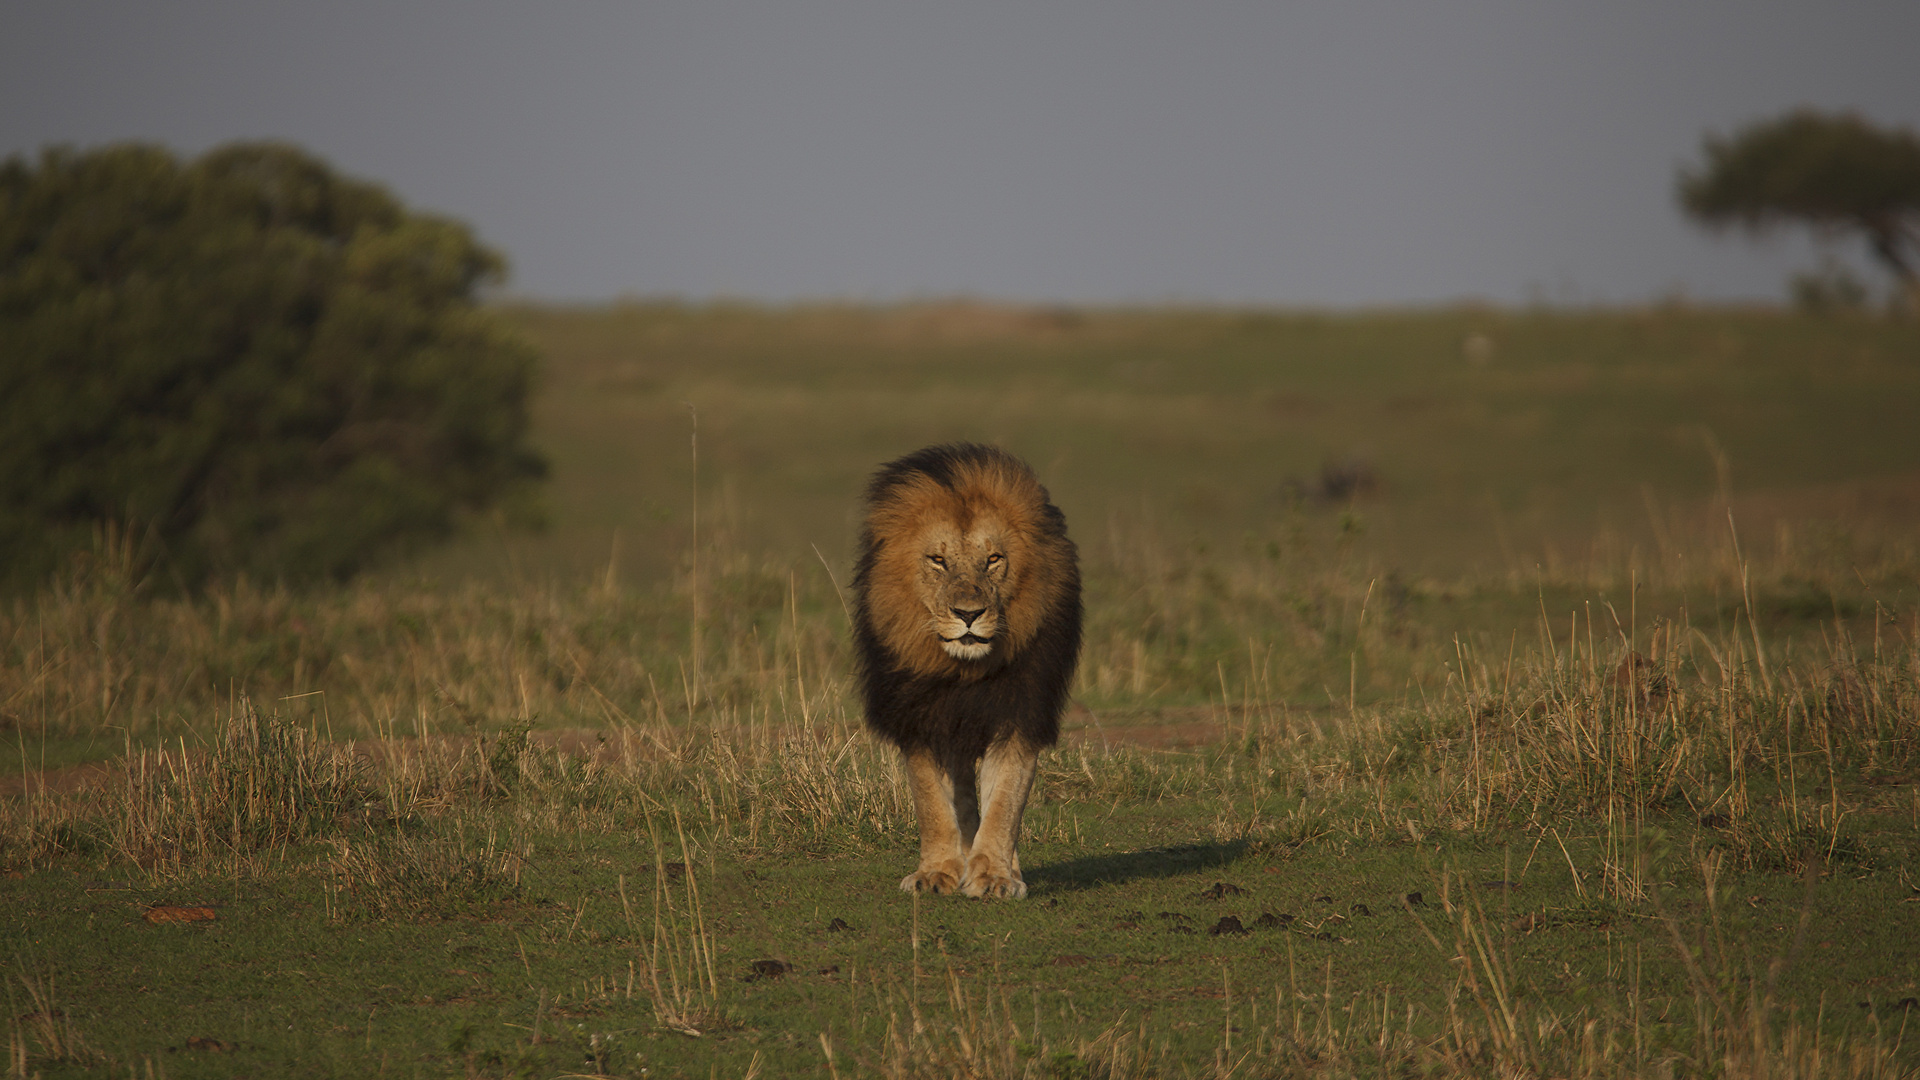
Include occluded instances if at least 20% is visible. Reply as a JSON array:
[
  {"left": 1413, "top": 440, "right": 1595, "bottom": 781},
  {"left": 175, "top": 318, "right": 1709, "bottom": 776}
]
[
  {"left": 900, "top": 867, "right": 962, "bottom": 895},
  {"left": 960, "top": 871, "right": 1028, "bottom": 899}
]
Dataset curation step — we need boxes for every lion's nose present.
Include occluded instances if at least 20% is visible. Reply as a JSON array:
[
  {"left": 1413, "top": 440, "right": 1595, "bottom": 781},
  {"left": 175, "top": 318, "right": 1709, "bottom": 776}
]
[{"left": 951, "top": 606, "right": 986, "bottom": 626}]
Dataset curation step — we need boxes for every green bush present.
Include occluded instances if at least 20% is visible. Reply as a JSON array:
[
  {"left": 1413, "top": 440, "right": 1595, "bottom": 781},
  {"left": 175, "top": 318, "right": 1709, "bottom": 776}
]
[
  {"left": 0, "top": 141, "right": 545, "bottom": 589},
  {"left": 1678, "top": 109, "right": 1920, "bottom": 301}
]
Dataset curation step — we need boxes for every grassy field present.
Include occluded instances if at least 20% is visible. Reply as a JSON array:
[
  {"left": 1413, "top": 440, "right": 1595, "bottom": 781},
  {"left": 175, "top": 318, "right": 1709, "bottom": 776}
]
[
  {"left": 2, "top": 303, "right": 1919, "bottom": 1078},
  {"left": 464, "top": 300, "right": 1920, "bottom": 583}
]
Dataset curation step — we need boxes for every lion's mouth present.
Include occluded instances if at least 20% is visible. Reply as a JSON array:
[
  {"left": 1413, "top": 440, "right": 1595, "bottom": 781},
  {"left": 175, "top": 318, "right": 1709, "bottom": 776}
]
[{"left": 939, "top": 631, "right": 994, "bottom": 660}]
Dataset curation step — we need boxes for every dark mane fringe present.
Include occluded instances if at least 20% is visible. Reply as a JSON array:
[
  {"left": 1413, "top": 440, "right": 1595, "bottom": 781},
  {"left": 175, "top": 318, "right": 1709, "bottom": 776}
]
[
  {"left": 851, "top": 444, "right": 1082, "bottom": 774},
  {"left": 860, "top": 441, "right": 996, "bottom": 506}
]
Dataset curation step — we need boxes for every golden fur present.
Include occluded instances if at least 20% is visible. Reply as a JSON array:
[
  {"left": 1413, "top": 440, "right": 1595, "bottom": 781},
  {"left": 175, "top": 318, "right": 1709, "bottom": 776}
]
[
  {"left": 852, "top": 445, "right": 1082, "bottom": 899},
  {"left": 859, "top": 460, "right": 1076, "bottom": 679}
]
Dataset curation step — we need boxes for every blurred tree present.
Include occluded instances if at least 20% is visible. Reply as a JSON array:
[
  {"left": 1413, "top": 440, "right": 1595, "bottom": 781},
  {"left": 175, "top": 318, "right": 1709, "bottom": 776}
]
[
  {"left": 1678, "top": 110, "right": 1920, "bottom": 304},
  {"left": 0, "top": 142, "right": 546, "bottom": 590},
  {"left": 1787, "top": 257, "right": 1870, "bottom": 315}
]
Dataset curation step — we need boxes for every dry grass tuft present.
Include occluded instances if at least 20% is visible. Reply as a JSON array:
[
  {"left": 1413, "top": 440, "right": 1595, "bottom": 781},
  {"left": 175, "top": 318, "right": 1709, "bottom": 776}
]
[
  {"left": 106, "top": 699, "right": 379, "bottom": 876},
  {"left": 324, "top": 823, "right": 525, "bottom": 920},
  {"left": 625, "top": 811, "right": 730, "bottom": 1038},
  {"left": 6, "top": 966, "right": 102, "bottom": 1074}
]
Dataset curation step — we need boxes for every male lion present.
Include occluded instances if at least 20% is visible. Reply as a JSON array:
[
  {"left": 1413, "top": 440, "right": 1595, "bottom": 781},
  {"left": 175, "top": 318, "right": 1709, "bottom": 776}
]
[{"left": 852, "top": 444, "right": 1082, "bottom": 899}]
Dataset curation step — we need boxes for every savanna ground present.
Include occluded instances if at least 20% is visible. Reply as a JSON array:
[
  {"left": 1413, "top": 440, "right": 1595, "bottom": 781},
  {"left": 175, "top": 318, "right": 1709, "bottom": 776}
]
[{"left": 4, "top": 302, "right": 1920, "bottom": 1079}]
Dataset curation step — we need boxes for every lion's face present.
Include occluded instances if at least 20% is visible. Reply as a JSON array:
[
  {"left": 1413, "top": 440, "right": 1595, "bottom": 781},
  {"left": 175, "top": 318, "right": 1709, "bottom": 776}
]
[
  {"left": 856, "top": 448, "right": 1077, "bottom": 682},
  {"left": 914, "top": 517, "right": 1014, "bottom": 662}
]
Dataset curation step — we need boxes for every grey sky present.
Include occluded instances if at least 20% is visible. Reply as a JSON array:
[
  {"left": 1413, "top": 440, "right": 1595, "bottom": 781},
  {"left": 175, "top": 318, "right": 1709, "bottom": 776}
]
[{"left": 5, "top": 1, "right": 1918, "bottom": 306}]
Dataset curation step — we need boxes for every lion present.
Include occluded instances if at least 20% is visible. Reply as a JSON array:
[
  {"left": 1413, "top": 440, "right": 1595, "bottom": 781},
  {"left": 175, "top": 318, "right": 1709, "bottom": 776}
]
[{"left": 851, "top": 443, "right": 1082, "bottom": 899}]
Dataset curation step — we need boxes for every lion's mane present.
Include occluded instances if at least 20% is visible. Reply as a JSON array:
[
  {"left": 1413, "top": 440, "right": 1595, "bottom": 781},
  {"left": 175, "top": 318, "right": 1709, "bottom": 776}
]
[{"left": 851, "top": 444, "right": 1082, "bottom": 772}]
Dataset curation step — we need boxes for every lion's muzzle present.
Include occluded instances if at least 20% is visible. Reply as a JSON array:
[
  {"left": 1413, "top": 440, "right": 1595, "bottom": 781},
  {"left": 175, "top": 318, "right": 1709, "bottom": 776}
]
[{"left": 938, "top": 605, "right": 998, "bottom": 661}]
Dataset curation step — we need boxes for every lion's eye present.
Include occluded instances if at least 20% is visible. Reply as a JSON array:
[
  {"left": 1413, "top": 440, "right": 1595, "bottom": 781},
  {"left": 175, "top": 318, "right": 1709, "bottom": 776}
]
[
  {"left": 987, "top": 554, "right": 1004, "bottom": 567},
  {"left": 926, "top": 554, "right": 946, "bottom": 569}
]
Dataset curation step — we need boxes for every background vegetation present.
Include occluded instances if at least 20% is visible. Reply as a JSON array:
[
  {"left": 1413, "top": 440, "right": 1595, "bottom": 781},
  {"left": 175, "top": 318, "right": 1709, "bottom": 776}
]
[
  {"left": 0, "top": 142, "right": 544, "bottom": 590},
  {"left": 2, "top": 302, "right": 1918, "bottom": 1078},
  {"left": 1678, "top": 110, "right": 1920, "bottom": 305}
]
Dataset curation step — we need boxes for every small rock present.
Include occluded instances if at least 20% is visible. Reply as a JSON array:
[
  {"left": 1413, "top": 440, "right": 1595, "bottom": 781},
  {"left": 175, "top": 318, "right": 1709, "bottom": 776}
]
[
  {"left": 1403, "top": 892, "right": 1425, "bottom": 908},
  {"left": 1208, "top": 916, "right": 1248, "bottom": 936},
  {"left": 826, "top": 918, "right": 852, "bottom": 932},
  {"left": 1350, "top": 903, "right": 1372, "bottom": 917},
  {"left": 1202, "top": 882, "right": 1246, "bottom": 900},
  {"left": 747, "top": 959, "right": 793, "bottom": 981}
]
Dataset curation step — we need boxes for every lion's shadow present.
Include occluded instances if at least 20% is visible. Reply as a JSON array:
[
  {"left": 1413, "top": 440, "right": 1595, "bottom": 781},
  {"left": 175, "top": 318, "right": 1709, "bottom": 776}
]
[{"left": 1027, "top": 840, "right": 1250, "bottom": 894}]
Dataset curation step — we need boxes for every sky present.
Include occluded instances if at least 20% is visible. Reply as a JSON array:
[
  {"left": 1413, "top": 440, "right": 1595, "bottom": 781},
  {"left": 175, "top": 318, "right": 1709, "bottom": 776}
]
[{"left": 4, "top": 1, "right": 1918, "bottom": 307}]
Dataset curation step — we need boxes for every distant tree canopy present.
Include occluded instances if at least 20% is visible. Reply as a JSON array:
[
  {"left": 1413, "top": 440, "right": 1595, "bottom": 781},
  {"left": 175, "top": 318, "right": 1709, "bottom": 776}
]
[
  {"left": 1677, "top": 110, "right": 1920, "bottom": 298},
  {"left": 0, "top": 141, "right": 546, "bottom": 591}
]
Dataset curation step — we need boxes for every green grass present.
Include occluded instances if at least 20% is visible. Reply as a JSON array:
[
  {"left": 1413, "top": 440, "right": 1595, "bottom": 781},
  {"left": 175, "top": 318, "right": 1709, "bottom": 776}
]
[
  {"left": 442, "top": 300, "right": 1920, "bottom": 583},
  {"left": 5, "top": 674, "right": 1918, "bottom": 1078},
  {"left": 3, "top": 302, "right": 1920, "bottom": 1078}
]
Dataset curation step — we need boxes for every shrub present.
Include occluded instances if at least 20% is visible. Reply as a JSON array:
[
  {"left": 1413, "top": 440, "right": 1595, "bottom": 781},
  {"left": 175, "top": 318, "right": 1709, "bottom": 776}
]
[{"left": 0, "top": 141, "right": 545, "bottom": 589}]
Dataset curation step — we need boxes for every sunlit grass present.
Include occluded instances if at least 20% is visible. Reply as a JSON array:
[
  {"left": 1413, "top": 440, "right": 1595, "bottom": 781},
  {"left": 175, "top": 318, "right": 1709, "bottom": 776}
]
[{"left": 1, "top": 303, "right": 1917, "bottom": 1076}]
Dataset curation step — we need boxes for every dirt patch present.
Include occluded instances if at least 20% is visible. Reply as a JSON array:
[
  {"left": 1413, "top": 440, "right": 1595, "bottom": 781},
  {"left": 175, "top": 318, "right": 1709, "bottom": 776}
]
[{"left": 0, "top": 761, "right": 115, "bottom": 799}]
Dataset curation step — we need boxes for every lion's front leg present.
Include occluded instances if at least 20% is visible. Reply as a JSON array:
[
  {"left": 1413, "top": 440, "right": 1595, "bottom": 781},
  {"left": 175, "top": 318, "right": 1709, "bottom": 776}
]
[
  {"left": 900, "top": 747, "right": 967, "bottom": 894},
  {"left": 962, "top": 737, "right": 1039, "bottom": 899}
]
